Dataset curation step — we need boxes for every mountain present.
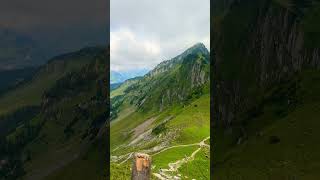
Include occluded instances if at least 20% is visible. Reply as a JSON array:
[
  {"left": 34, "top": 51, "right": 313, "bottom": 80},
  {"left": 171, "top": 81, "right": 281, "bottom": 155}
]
[
  {"left": 110, "top": 68, "right": 149, "bottom": 84},
  {"left": 0, "top": 46, "right": 105, "bottom": 115},
  {"left": 110, "top": 43, "right": 210, "bottom": 179},
  {"left": 212, "top": 0, "right": 320, "bottom": 179},
  {"left": 0, "top": 46, "right": 108, "bottom": 179}
]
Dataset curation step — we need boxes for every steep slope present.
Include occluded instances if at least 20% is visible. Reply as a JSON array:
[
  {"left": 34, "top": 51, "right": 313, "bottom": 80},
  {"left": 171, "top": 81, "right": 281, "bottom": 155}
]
[
  {"left": 0, "top": 47, "right": 104, "bottom": 115},
  {"left": 32, "top": 50, "right": 108, "bottom": 180},
  {"left": 212, "top": 0, "right": 320, "bottom": 178},
  {"left": 0, "top": 47, "right": 108, "bottom": 179},
  {"left": 110, "top": 43, "right": 210, "bottom": 179}
]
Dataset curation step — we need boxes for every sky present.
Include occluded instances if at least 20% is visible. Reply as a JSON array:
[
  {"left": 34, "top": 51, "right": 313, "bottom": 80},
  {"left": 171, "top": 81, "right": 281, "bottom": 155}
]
[
  {"left": 0, "top": 0, "right": 109, "bottom": 59},
  {"left": 110, "top": 0, "right": 210, "bottom": 72}
]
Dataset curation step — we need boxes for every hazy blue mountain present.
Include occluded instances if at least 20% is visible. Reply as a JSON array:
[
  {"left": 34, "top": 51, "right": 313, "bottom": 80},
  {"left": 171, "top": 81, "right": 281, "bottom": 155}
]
[{"left": 110, "top": 68, "right": 149, "bottom": 84}]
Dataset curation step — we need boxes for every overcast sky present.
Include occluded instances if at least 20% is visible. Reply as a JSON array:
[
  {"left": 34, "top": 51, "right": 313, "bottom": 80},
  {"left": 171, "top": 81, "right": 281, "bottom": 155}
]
[
  {"left": 110, "top": 0, "right": 210, "bottom": 72},
  {"left": 0, "top": 0, "right": 108, "bottom": 58}
]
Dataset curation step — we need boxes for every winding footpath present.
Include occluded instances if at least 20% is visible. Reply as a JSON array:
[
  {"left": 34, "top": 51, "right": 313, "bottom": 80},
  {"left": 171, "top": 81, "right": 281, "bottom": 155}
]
[
  {"left": 112, "top": 136, "right": 210, "bottom": 180},
  {"left": 153, "top": 136, "right": 210, "bottom": 180}
]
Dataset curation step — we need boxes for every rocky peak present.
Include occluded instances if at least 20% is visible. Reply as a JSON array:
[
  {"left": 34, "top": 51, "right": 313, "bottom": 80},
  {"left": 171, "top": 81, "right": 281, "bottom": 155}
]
[
  {"left": 147, "top": 43, "right": 209, "bottom": 77},
  {"left": 184, "top": 43, "right": 209, "bottom": 56}
]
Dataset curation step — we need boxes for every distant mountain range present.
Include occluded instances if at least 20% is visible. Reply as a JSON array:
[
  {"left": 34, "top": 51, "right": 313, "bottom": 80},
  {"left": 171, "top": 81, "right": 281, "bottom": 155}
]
[{"left": 110, "top": 68, "right": 149, "bottom": 84}]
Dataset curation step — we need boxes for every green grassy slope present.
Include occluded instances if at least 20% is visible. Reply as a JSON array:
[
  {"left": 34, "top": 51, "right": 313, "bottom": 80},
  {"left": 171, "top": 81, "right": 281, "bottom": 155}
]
[
  {"left": 110, "top": 77, "right": 141, "bottom": 98},
  {"left": 44, "top": 138, "right": 107, "bottom": 180},
  {"left": 110, "top": 43, "right": 210, "bottom": 179},
  {"left": 213, "top": 70, "right": 320, "bottom": 179},
  {"left": 0, "top": 47, "right": 108, "bottom": 179},
  {"left": 24, "top": 49, "right": 108, "bottom": 180},
  {"left": 111, "top": 94, "right": 210, "bottom": 179},
  {"left": 0, "top": 47, "right": 102, "bottom": 115}
]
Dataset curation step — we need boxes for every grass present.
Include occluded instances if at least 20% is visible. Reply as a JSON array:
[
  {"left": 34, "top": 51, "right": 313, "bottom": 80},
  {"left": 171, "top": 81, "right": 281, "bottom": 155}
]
[
  {"left": 111, "top": 103, "right": 136, "bottom": 124},
  {"left": 110, "top": 78, "right": 140, "bottom": 98},
  {"left": 213, "top": 70, "right": 320, "bottom": 179},
  {"left": 110, "top": 45, "right": 210, "bottom": 179},
  {"left": 111, "top": 93, "right": 210, "bottom": 151},
  {"left": 179, "top": 148, "right": 210, "bottom": 180},
  {"left": 0, "top": 56, "right": 91, "bottom": 116},
  {"left": 152, "top": 145, "right": 199, "bottom": 171},
  {"left": 168, "top": 94, "right": 210, "bottom": 145},
  {"left": 22, "top": 92, "right": 95, "bottom": 175},
  {"left": 110, "top": 162, "right": 131, "bottom": 180},
  {"left": 110, "top": 109, "right": 154, "bottom": 149},
  {"left": 110, "top": 93, "right": 210, "bottom": 178},
  {"left": 214, "top": 103, "right": 320, "bottom": 179},
  {"left": 44, "top": 139, "right": 107, "bottom": 180}
]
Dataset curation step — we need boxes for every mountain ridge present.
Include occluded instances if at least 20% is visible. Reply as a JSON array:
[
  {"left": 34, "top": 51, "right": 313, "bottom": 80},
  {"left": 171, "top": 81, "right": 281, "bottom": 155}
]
[{"left": 146, "top": 42, "right": 209, "bottom": 78}]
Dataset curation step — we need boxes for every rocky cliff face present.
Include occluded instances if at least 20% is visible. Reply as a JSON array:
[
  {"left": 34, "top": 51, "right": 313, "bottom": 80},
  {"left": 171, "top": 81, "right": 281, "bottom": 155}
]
[
  {"left": 145, "top": 43, "right": 210, "bottom": 111},
  {"left": 212, "top": 0, "right": 320, "bottom": 127}
]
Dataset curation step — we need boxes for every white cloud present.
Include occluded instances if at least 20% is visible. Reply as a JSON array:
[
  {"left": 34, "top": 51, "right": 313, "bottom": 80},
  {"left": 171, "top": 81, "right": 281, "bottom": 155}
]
[
  {"left": 110, "top": 28, "right": 162, "bottom": 71},
  {"left": 111, "top": 0, "right": 210, "bottom": 71}
]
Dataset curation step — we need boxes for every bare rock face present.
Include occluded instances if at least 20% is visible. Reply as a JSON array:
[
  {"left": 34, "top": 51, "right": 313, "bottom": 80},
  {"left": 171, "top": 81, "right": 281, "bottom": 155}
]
[
  {"left": 131, "top": 153, "right": 151, "bottom": 180},
  {"left": 213, "top": 0, "right": 320, "bottom": 127}
]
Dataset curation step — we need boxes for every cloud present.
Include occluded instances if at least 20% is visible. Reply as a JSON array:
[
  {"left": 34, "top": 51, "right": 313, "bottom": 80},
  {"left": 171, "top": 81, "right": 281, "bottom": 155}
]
[
  {"left": 111, "top": 28, "right": 162, "bottom": 71},
  {"left": 110, "top": 0, "right": 210, "bottom": 71},
  {"left": 0, "top": 0, "right": 109, "bottom": 58},
  {"left": 0, "top": 0, "right": 108, "bottom": 31}
]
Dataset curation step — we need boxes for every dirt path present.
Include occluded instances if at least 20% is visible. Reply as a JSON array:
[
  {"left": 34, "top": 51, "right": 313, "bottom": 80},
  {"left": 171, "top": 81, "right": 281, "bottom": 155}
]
[
  {"left": 153, "top": 136, "right": 210, "bottom": 180},
  {"left": 112, "top": 136, "right": 209, "bottom": 164},
  {"left": 112, "top": 136, "right": 210, "bottom": 180}
]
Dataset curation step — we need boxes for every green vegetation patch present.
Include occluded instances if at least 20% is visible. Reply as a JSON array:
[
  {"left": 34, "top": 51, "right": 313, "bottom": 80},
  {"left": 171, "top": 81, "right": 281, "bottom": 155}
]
[
  {"left": 152, "top": 145, "right": 199, "bottom": 172},
  {"left": 214, "top": 70, "right": 320, "bottom": 179},
  {"left": 110, "top": 162, "right": 131, "bottom": 180},
  {"left": 179, "top": 148, "right": 210, "bottom": 180}
]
